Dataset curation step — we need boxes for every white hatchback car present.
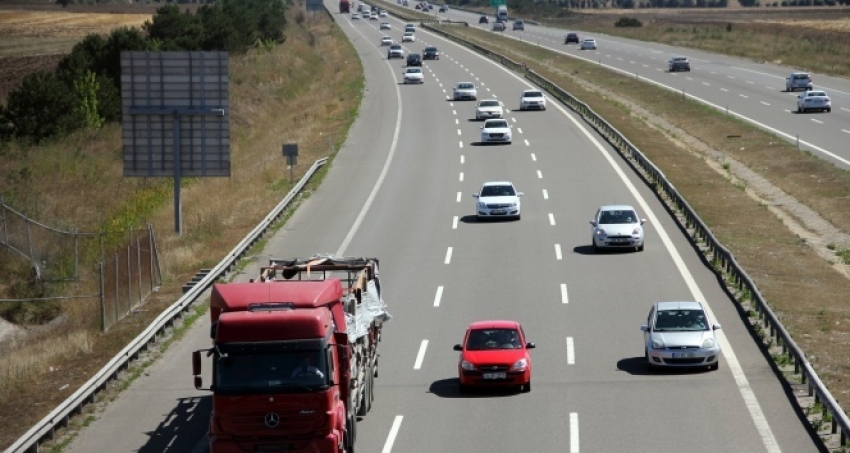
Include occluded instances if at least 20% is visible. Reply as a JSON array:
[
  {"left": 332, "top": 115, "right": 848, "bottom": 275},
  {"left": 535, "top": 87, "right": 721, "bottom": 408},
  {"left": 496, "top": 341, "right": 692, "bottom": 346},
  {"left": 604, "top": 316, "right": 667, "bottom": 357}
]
[
  {"left": 453, "top": 82, "right": 477, "bottom": 100},
  {"left": 403, "top": 67, "right": 424, "bottom": 84},
  {"left": 379, "top": 10, "right": 388, "bottom": 16},
  {"left": 641, "top": 301, "right": 722, "bottom": 371},
  {"left": 580, "top": 38, "right": 597, "bottom": 50},
  {"left": 473, "top": 181, "right": 523, "bottom": 221},
  {"left": 351, "top": 12, "right": 360, "bottom": 19},
  {"left": 380, "top": 22, "right": 391, "bottom": 30},
  {"left": 796, "top": 90, "right": 831, "bottom": 113},
  {"left": 402, "top": 32, "right": 415, "bottom": 42},
  {"left": 380, "top": 36, "right": 393, "bottom": 46},
  {"left": 479, "top": 118, "right": 512, "bottom": 144},
  {"left": 590, "top": 205, "right": 646, "bottom": 252},
  {"left": 519, "top": 89, "right": 546, "bottom": 110},
  {"left": 474, "top": 99, "right": 504, "bottom": 120}
]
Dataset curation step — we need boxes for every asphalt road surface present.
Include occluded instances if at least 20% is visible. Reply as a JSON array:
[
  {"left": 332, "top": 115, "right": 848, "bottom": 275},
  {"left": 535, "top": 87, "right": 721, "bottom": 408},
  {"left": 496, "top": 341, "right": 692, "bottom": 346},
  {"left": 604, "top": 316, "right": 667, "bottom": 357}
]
[{"left": 64, "top": 5, "right": 826, "bottom": 453}]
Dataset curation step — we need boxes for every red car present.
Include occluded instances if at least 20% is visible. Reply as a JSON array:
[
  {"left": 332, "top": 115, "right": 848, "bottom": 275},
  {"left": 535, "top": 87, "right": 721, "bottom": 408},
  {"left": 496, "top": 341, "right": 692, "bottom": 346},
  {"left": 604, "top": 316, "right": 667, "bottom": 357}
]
[{"left": 453, "top": 320, "right": 535, "bottom": 393}]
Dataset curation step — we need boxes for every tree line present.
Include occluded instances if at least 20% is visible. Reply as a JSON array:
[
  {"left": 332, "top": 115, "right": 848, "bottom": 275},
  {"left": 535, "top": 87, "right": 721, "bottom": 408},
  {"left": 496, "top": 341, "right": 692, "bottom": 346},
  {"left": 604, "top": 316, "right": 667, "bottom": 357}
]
[{"left": 0, "top": 0, "right": 288, "bottom": 143}]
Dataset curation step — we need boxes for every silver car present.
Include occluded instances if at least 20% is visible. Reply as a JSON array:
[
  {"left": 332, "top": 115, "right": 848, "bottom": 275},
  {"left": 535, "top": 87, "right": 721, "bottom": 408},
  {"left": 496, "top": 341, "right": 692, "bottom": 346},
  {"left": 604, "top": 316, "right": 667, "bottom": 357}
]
[
  {"left": 453, "top": 82, "right": 477, "bottom": 101},
  {"left": 590, "top": 205, "right": 645, "bottom": 252},
  {"left": 796, "top": 90, "right": 831, "bottom": 113},
  {"left": 473, "top": 181, "right": 523, "bottom": 221},
  {"left": 641, "top": 301, "right": 722, "bottom": 371}
]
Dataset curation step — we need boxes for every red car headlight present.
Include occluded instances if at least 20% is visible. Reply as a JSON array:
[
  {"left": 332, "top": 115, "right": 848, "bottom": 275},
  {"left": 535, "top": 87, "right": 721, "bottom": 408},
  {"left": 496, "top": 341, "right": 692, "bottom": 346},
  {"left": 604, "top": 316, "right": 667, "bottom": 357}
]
[
  {"left": 510, "top": 358, "right": 528, "bottom": 372},
  {"left": 461, "top": 360, "right": 476, "bottom": 371}
]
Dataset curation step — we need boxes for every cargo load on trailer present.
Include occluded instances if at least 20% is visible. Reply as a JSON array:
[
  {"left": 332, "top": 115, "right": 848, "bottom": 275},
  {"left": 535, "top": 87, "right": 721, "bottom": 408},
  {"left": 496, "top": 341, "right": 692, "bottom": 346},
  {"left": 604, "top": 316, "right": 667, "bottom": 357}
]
[
  {"left": 340, "top": 0, "right": 351, "bottom": 13},
  {"left": 192, "top": 256, "right": 390, "bottom": 453}
]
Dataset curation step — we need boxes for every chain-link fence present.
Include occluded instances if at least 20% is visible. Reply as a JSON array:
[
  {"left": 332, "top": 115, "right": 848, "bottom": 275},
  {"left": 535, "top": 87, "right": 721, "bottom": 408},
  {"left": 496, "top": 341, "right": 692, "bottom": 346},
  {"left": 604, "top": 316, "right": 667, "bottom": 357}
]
[{"left": 0, "top": 197, "right": 161, "bottom": 331}]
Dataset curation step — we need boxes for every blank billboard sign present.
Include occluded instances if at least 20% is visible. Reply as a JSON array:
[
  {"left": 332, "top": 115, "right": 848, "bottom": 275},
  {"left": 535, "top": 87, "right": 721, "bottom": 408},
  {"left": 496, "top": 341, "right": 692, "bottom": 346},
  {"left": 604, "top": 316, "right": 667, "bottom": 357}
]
[{"left": 121, "top": 51, "right": 230, "bottom": 178}]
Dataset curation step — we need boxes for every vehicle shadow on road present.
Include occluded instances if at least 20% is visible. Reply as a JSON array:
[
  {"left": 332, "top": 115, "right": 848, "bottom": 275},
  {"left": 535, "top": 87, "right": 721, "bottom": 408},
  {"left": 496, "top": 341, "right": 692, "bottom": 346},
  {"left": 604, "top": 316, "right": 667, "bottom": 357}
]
[
  {"left": 617, "top": 356, "right": 713, "bottom": 376},
  {"left": 138, "top": 395, "right": 212, "bottom": 453},
  {"left": 428, "top": 378, "right": 518, "bottom": 399}
]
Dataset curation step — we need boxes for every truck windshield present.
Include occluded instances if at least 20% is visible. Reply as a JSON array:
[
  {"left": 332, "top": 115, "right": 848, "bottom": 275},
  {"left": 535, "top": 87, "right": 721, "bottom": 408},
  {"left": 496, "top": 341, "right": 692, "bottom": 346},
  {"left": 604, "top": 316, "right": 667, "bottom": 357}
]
[{"left": 215, "top": 349, "right": 329, "bottom": 394}]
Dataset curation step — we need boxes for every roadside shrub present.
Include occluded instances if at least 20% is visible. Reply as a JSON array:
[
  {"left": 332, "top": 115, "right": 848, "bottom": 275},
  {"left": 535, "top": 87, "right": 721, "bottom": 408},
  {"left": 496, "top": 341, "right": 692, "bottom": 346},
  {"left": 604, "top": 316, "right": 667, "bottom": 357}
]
[
  {"left": 615, "top": 17, "right": 642, "bottom": 27},
  {"left": 4, "top": 71, "right": 85, "bottom": 142}
]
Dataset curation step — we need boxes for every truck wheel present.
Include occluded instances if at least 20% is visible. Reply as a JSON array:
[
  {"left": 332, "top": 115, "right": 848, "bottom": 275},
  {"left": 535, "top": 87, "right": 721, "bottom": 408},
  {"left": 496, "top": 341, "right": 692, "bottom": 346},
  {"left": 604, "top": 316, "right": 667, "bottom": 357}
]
[
  {"left": 356, "top": 381, "right": 368, "bottom": 417},
  {"left": 345, "top": 414, "right": 357, "bottom": 452},
  {"left": 369, "top": 370, "right": 375, "bottom": 405}
]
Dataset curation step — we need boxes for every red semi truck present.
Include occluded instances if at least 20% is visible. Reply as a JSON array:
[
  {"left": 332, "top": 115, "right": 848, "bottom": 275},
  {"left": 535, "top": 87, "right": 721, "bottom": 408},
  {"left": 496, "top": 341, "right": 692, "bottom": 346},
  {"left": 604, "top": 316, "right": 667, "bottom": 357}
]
[
  {"left": 339, "top": 0, "right": 351, "bottom": 13},
  {"left": 192, "top": 256, "right": 390, "bottom": 453}
]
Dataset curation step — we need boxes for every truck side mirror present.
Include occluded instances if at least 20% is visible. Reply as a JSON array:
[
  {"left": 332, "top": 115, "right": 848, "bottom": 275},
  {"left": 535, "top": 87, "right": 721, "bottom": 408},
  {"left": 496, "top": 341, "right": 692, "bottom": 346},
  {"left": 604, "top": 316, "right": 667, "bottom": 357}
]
[{"left": 194, "top": 376, "right": 204, "bottom": 390}]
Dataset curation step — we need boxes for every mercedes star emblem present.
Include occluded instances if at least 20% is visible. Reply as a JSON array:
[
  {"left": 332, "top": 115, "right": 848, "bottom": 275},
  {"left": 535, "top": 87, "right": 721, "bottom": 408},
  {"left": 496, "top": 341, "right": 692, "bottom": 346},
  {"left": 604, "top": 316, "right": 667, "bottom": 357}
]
[{"left": 264, "top": 412, "right": 280, "bottom": 428}]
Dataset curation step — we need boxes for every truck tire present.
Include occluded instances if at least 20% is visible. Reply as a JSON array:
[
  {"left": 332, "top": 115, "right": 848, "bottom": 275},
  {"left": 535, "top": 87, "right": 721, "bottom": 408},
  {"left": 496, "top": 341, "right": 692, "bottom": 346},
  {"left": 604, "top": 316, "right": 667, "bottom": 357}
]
[
  {"left": 345, "top": 414, "right": 357, "bottom": 452},
  {"left": 368, "top": 370, "right": 375, "bottom": 406},
  {"left": 356, "top": 382, "right": 368, "bottom": 417}
]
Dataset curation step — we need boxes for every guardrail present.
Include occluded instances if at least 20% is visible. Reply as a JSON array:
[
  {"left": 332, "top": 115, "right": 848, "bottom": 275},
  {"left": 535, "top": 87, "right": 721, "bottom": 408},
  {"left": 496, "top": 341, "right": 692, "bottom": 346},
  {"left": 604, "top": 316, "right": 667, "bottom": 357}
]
[
  {"left": 5, "top": 157, "right": 328, "bottom": 453},
  {"left": 420, "top": 21, "right": 850, "bottom": 448}
]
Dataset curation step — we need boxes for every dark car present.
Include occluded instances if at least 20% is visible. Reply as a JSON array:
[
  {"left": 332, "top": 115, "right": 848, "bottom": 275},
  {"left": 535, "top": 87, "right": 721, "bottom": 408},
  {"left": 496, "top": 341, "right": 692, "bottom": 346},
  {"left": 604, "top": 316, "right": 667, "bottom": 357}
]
[
  {"left": 423, "top": 46, "right": 440, "bottom": 60},
  {"left": 406, "top": 53, "right": 422, "bottom": 67},
  {"left": 565, "top": 32, "right": 579, "bottom": 44},
  {"left": 479, "top": 15, "right": 489, "bottom": 24}
]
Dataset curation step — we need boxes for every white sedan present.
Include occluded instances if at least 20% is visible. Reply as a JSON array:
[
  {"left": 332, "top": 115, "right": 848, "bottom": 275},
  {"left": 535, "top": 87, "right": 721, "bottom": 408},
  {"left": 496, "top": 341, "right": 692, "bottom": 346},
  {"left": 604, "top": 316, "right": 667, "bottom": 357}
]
[
  {"left": 351, "top": 12, "right": 360, "bottom": 19},
  {"left": 403, "top": 67, "right": 424, "bottom": 84},
  {"left": 479, "top": 118, "right": 512, "bottom": 144},
  {"left": 473, "top": 181, "right": 523, "bottom": 221},
  {"left": 475, "top": 99, "right": 504, "bottom": 120},
  {"left": 380, "top": 36, "right": 392, "bottom": 46},
  {"left": 380, "top": 22, "right": 391, "bottom": 30},
  {"left": 590, "top": 205, "right": 646, "bottom": 252},
  {"left": 519, "top": 89, "right": 546, "bottom": 110},
  {"left": 453, "top": 82, "right": 477, "bottom": 100},
  {"left": 580, "top": 38, "right": 597, "bottom": 50},
  {"left": 796, "top": 90, "right": 831, "bottom": 113},
  {"left": 402, "top": 32, "right": 415, "bottom": 42},
  {"left": 379, "top": 10, "right": 388, "bottom": 16}
]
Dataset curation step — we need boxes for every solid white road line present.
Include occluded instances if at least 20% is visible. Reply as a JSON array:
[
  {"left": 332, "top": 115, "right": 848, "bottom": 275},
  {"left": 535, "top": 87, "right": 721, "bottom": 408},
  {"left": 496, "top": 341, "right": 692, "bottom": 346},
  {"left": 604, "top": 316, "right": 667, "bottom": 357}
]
[
  {"left": 381, "top": 415, "right": 404, "bottom": 453},
  {"left": 549, "top": 213, "right": 556, "bottom": 226},
  {"left": 542, "top": 189, "right": 549, "bottom": 199},
  {"left": 555, "top": 244, "right": 562, "bottom": 260},
  {"left": 433, "top": 286, "right": 443, "bottom": 307},
  {"left": 452, "top": 216, "right": 458, "bottom": 229},
  {"left": 414, "top": 340, "right": 428, "bottom": 370},
  {"left": 566, "top": 337, "right": 575, "bottom": 364},
  {"left": 560, "top": 283, "right": 568, "bottom": 304},
  {"left": 570, "top": 413, "right": 579, "bottom": 453},
  {"left": 445, "top": 247, "right": 453, "bottom": 264}
]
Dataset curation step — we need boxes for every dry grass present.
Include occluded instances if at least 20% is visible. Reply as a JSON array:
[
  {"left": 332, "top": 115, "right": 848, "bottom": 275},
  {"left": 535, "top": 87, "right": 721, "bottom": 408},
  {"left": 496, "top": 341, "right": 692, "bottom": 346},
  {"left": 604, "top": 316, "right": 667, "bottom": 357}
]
[
  {"left": 0, "top": 7, "right": 363, "bottom": 449},
  {"left": 435, "top": 20, "right": 850, "bottom": 407},
  {"left": 0, "top": 10, "right": 153, "bottom": 57}
]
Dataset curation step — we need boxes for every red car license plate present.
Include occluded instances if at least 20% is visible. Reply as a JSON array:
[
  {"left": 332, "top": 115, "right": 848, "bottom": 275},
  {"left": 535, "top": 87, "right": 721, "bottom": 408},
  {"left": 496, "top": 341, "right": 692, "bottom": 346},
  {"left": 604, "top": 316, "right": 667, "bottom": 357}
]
[{"left": 482, "top": 372, "right": 506, "bottom": 379}]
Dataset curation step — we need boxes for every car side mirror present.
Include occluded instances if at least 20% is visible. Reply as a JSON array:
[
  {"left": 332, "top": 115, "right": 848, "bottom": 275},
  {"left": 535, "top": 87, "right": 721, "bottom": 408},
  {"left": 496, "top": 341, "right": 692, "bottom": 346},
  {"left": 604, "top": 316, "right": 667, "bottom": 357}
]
[
  {"left": 589, "top": 220, "right": 596, "bottom": 226},
  {"left": 472, "top": 194, "right": 479, "bottom": 198},
  {"left": 640, "top": 218, "right": 647, "bottom": 225},
  {"left": 713, "top": 324, "right": 722, "bottom": 330},
  {"left": 640, "top": 324, "right": 649, "bottom": 332},
  {"left": 525, "top": 342, "right": 536, "bottom": 349},
  {"left": 797, "top": 95, "right": 801, "bottom": 99},
  {"left": 453, "top": 344, "right": 463, "bottom": 351},
  {"left": 517, "top": 192, "right": 524, "bottom": 197}
]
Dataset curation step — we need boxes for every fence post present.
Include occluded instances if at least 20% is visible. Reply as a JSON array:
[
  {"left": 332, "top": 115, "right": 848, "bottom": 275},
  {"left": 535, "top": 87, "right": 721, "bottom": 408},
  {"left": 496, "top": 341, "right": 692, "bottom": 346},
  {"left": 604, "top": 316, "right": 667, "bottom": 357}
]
[
  {"left": 1, "top": 197, "right": 8, "bottom": 248},
  {"left": 100, "top": 262, "right": 106, "bottom": 332},
  {"left": 74, "top": 228, "right": 79, "bottom": 280},
  {"left": 127, "top": 228, "right": 132, "bottom": 314},
  {"left": 114, "top": 253, "right": 119, "bottom": 327},
  {"left": 137, "top": 232, "right": 143, "bottom": 304}
]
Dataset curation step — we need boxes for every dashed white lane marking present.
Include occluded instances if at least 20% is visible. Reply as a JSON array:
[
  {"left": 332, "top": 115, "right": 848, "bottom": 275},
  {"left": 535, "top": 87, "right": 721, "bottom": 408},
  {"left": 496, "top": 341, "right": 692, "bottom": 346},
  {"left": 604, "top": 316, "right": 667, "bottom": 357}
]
[
  {"left": 413, "top": 340, "right": 428, "bottom": 369},
  {"left": 542, "top": 189, "right": 549, "bottom": 199},
  {"left": 842, "top": 107, "right": 850, "bottom": 113},
  {"left": 555, "top": 244, "right": 562, "bottom": 260},
  {"left": 459, "top": 141, "right": 463, "bottom": 148},
  {"left": 566, "top": 337, "right": 575, "bottom": 364},
  {"left": 444, "top": 247, "right": 453, "bottom": 264},
  {"left": 811, "top": 119, "right": 823, "bottom": 124},
  {"left": 457, "top": 128, "right": 462, "bottom": 136},
  {"left": 456, "top": 192, "right": 461, "bottom": 203},
  {"left": 570, "top": 413, "right": 579, "bottom": 453},
  {"left": 517, "top": 127, "right": 523, "bottom": 134},
  {"left": 382, "top": 415, "right": 404, "bottom": 453},
  {"left": 549, "top": 213, "right": 556, "bottom": 226},
  {"left": 459, "top": 172, "right": 464, "bottom": 181},
  {"left": 452, "top": 109, "right": 456, "bottom": 115},
  {"left": 452, "top": 216, "right": 458, "bottom": 229},
  {"left": 842, "top": 129, "right": 850, "bottom": 134},
  {"left": 524, "top": 139, "right": 531, "bottom": 147},
  {"left": 511, "top": 117, "right": 517, "bottom": 123},
  {"left": 455, "top": 119, "right": 459, "bottom": 125},
  {"left": 747, "top": 80, "right": 755, "bottom": 84},
  {"left": 739, "top": 94, "right": 749, "bottom": 99},
  {"left": 531, "top": 153, "right": 537, "bottom": 161},
  {"left": 560, "top": 283, "right": 568, "bottom": 304},
  {"left": 460, "top": 155, "right": 465, "bottom": 164},
  {"left": 537, "top": 170, "right": 543, "bottom": 179},
  {"left": 720, "top": 88, "right": 729, "bottom": 92},
  {"left": 433, "top": 286, "right": 443, "bottom": 307},
  {"left": 760, "top": 101, "right": 770, "bottom": 106},
  {"left": 702, "top": 82, "right": 710, "bottom": 86}
]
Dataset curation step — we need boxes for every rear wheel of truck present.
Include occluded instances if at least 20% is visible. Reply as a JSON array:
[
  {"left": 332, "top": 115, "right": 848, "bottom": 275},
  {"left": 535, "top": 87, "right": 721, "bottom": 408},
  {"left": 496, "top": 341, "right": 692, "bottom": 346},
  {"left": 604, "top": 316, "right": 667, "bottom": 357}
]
[{"left": 345, "top": 414, "right": 357, "bottom": 452}]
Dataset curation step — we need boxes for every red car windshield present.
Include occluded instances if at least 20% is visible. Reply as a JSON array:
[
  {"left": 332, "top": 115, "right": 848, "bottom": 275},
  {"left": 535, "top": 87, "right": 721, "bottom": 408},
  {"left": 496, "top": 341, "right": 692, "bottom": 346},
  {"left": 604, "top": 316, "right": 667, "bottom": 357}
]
[{"left": 466, "top": 329, "right": 521, "bottom": 350}]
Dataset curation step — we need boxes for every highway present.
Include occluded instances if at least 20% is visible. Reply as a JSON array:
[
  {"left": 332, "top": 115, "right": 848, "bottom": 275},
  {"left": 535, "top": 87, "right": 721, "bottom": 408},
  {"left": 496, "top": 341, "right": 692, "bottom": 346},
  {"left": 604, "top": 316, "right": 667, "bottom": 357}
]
[
  {"left": 433, "top": 5, "right": 850, "bottom": 170},
  {"left": 63, "top": 5, "right": 824, "bottom": 453}
]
